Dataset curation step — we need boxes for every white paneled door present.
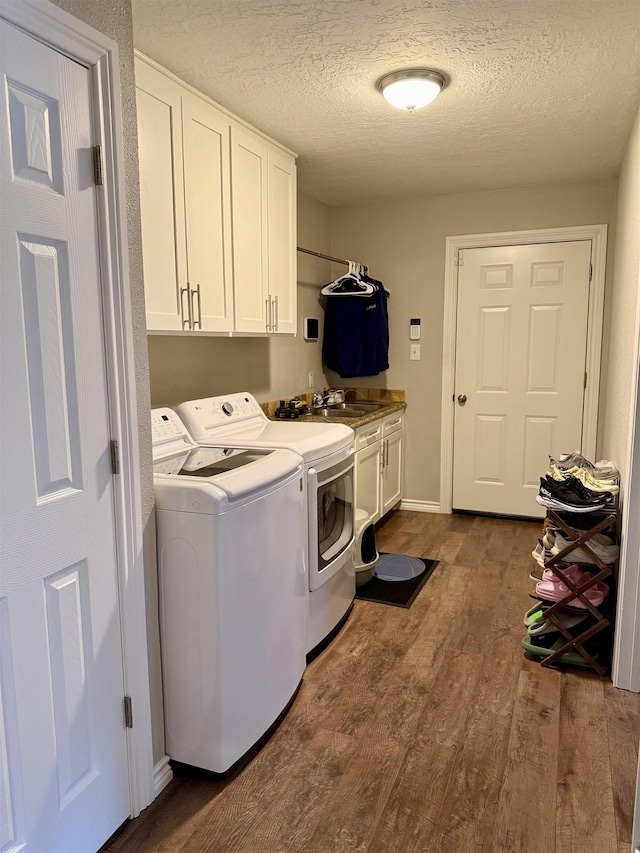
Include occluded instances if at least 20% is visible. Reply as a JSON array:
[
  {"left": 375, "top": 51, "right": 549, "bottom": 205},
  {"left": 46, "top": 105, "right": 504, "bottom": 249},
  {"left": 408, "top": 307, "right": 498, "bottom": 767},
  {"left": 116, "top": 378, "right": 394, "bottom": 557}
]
[
  {"left": 0, "top": 20, "right": 130, "bottom": 853},
  {"left": 452, "top": 241, "right": 592, "bottom": 518}
]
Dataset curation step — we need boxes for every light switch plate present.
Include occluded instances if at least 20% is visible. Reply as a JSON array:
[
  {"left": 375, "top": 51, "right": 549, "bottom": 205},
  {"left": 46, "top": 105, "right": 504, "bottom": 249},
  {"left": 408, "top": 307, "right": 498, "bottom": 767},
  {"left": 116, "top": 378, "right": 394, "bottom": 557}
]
[{"left": 410, "top": 343, "right": 421, "bottom": 360}]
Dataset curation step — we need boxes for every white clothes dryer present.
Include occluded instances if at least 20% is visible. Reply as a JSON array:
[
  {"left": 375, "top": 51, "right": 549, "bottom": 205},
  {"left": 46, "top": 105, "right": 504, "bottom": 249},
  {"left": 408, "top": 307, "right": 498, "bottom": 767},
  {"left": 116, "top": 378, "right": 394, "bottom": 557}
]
[
  {"left": 151, "top": 408, "right": 306, "bottom": 773},
  {"left": 176, "top": 393, "right": 356, "bottom": 657}
]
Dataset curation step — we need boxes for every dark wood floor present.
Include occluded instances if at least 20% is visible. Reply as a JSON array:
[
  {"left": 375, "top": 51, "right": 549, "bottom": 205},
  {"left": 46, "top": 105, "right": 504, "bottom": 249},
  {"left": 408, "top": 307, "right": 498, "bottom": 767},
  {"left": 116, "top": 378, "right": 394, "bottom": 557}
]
[{"left": 103, "top": 511, "right": 640, "bottom": 853}]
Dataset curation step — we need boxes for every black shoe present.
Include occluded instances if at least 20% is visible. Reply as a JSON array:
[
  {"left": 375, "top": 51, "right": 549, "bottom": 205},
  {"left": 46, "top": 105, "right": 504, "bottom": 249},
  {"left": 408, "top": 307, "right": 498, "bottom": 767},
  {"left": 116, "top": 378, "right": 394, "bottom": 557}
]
[{"left": 536, "top": 475, "right": 608, "bottom": 513}]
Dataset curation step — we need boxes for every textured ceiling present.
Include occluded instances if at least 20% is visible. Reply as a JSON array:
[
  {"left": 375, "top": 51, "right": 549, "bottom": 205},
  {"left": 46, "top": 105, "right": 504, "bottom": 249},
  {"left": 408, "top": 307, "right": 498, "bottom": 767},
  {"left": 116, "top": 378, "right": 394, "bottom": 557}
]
[{"left": 131, "top": 0, "right": 640, "bottom": 206}]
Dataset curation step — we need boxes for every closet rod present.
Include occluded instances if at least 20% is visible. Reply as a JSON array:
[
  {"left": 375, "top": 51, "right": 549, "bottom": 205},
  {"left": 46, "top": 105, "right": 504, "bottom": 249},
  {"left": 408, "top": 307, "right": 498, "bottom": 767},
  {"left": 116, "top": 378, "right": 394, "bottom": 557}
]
[{"left": 297, "top": 246, "right": 364, "bottom": 267}]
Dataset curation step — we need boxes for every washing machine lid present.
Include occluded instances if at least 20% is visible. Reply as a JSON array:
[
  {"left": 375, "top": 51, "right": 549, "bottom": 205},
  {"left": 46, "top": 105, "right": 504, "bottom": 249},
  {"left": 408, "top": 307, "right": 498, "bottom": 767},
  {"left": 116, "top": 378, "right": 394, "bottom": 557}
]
[
  {"left": 177, "top": 393, "right": 354, "bottom": 463},
  {"left": 151, "top": 407, "right": 303, "bottom": 508},
  {"left": 156, "top": 445, "right": 301, "bottom": 497}
]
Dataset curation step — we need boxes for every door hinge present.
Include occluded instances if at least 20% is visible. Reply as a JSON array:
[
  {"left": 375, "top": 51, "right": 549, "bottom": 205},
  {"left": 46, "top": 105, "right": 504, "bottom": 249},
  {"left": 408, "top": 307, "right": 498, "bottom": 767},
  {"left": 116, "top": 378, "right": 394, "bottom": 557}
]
[
  {"left": 93, "top": 145, "right": 104, "bottom": 186},
  {"left": 124, "top": 696, "right": 133, "bottom": 728},
  {"left": 110, "top": 439, "right": 120, "bottom": 475},
  {"left": 584, "top": 371, "right": 588, "bottom": 389},
  {"left": 456, "top": 249, "right": 464, "bottom": 266}
]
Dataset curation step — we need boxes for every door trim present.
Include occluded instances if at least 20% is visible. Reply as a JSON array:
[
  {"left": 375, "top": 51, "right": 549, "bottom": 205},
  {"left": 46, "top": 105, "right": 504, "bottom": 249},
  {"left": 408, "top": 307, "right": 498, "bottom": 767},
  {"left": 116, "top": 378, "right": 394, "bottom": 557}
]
[
  {"left": 612, "top": 258, "right": 640, "bottom": 693},
  {"left": 2, "top": 0, "right": 154, "bottom": 816},
  {"left": 440, "top": 224, "right": 608, "bottom": 514}
]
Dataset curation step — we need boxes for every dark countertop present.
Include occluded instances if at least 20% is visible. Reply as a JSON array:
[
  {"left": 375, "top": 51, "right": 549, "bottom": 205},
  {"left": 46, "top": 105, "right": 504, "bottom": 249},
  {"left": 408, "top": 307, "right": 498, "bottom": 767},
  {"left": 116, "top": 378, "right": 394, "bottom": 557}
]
[{"left": 297, "top": 400, "right": 406, "bottom": 430}]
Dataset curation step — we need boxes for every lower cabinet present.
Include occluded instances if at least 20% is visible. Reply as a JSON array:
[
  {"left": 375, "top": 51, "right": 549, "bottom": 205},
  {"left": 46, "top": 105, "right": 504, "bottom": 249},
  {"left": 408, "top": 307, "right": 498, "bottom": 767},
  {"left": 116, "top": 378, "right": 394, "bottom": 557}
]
[{"left": 354, "top": 412, "right": 404, "bottom": 523}]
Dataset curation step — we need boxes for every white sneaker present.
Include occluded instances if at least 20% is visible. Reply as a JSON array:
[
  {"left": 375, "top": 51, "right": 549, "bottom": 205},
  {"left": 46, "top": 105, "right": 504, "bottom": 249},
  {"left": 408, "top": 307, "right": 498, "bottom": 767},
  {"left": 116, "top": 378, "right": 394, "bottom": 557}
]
[
  {"left": 551, "top": 453, "right": 619, "bottom": 480},
  {"left": 543, "top": 529, "right": 619, "bottom": 565},
  {"left": 531, "top": 541, "right": 545, "bottom": 568}
]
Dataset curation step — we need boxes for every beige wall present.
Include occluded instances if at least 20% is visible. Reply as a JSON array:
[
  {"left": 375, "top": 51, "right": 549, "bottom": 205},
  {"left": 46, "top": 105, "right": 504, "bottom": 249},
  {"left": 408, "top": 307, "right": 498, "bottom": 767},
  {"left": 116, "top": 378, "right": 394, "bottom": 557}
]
[
  {"left": 148, "top": 191, "right": 332, "bottom": 407},
  {"left": 48, "top": 0, "right": 165, "bottom": 763},
  {"left": 330, "top": 181, "right": 617, "bottom": 504},
  {"left": 601, "top": 110, "right": 640, "bottom": 482}
]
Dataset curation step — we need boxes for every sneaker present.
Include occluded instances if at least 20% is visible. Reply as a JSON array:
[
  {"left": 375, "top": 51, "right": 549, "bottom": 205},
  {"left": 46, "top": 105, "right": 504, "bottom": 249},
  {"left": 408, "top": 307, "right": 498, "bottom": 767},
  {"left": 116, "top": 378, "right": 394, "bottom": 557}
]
[
  {"left": 531, "top": 541, "right": 546, "bottom": 568},
  {"left": 542, "top": 529, "right": 619, "bottom": 565},
  {"left": 536, "top": 476, "right": 608, "bottom": 513},
  {"left": 551, "top": 453, "right": 619, "bottom": 480},
  {"left": 549, "top": 465, "right": 620, "bottom": 494}
]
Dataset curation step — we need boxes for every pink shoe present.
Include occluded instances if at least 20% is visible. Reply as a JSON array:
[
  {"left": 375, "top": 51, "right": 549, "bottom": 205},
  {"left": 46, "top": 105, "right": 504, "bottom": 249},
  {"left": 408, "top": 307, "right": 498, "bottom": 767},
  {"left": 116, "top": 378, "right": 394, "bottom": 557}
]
[
  {"left": 535, "top": 578, "right": 606, "bottom": 608},
  {"left": 541, "top": 564, "right": 607, "bottom": 594}
]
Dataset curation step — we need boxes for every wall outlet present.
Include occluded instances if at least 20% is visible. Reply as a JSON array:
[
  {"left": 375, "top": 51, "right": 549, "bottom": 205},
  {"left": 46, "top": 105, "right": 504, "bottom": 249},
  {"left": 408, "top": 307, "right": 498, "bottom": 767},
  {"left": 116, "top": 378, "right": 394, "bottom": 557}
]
[
  {"left": 410, "top": 344, "right": 421, "bottom": 361},
  {"left": 308, "top": 371, "right": 314, "bottom": 388}
]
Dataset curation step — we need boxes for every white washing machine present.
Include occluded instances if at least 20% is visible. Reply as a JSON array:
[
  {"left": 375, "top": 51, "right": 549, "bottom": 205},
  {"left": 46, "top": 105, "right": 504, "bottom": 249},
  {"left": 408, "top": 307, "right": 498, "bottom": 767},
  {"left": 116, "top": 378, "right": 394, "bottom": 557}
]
[
  {"left": 151, "top": 408, "right": 306, "bottom": 773},
  {"left": 176, "top": 393, "right": 356, "bottom": 657}
]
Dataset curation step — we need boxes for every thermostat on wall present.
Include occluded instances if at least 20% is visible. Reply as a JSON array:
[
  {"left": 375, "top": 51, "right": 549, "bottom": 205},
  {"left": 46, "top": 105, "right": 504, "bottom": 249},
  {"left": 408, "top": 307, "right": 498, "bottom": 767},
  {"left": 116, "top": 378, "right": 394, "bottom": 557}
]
[{"left": 304, "top": 317, "right": 319, "bottom": 341}]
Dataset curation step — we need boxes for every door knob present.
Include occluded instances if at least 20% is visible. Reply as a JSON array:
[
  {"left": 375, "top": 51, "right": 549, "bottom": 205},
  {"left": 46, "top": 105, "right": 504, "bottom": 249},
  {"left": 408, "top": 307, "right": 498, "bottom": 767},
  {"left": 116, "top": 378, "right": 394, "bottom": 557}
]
[{"left": 457, "top": 394, "right": 467, "bottom": 405}]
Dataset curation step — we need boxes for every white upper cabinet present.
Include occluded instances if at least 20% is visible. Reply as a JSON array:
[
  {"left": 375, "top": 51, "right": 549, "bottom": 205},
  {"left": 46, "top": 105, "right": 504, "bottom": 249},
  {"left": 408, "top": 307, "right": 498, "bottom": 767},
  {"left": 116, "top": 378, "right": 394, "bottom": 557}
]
[
  {"left": 231, "top": 127, "right": 269, "bottom": 333},
  {"left": 136, "top": 62, "right": 186, "bottom": 331},
  {"left": 135, "top": 55, "right": 297, "bottom": 336},
  {"left": 182, "top": 93, "right": 234, "bottom": 332},
  {"left": 267, "top": 149, "right": 297, "bottom": 334},
  {"left": 231, "top": 133, "right": 297, "bottom": 334}
]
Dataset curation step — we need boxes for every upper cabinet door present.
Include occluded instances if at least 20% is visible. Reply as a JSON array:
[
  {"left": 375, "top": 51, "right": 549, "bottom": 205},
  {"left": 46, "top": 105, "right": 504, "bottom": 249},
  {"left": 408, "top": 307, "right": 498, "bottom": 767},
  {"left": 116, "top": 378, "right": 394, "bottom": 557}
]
[
  {"left": 136, "top": 55, "right": 297, "bottom": 337},
  {"left": 182, "top": 94, "right": 234, "bottom": 332},
  {"left": 231, "top": 127, "right": 269, "bottom": 334},
  {"left": 135, "top": 61, "right": 187, "bottom": 331},
  {"left": 267, "top": 150, "right": 297, "bottom": 334}
]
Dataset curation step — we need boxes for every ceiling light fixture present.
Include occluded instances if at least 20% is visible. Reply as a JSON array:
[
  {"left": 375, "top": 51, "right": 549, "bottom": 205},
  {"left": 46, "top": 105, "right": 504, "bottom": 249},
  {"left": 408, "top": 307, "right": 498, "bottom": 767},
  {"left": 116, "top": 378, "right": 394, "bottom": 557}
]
[{"left": 376, "top": 68, "right": 446, "bottom": 113}]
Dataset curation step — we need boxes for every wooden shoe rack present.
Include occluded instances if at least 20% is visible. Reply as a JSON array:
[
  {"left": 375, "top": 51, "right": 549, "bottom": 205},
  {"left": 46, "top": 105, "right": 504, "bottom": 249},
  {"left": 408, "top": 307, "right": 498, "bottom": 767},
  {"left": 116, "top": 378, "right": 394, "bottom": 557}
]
[{"left": 537, "top": 506, "right": 617, "bottom": 675}]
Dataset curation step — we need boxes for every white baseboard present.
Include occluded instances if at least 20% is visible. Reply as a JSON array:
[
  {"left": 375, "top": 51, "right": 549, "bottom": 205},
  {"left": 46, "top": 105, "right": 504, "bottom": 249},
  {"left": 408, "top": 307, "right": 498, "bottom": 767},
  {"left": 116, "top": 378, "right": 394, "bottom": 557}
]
[
  {"left": 399, "top": 499, "right": 441, "bottom": 513},
  {"left": 153, "top": 755, "right": 173, "bottom": 797}
]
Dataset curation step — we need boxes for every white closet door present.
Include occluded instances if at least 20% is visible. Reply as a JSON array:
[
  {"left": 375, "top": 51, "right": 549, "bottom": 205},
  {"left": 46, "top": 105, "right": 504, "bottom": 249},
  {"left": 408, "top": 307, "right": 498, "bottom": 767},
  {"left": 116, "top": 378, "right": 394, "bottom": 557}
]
[
  {"left": 136, "top": 60, "right": 187, "bottom": 331},
  {"left": 231, "top": 127, "right": 269, "bottom": 333},
  {"left": 453, "top": 241, "right": 591, "bottom": 517},
  {"left": 182, "top": 94, "right": 234, "bottom": 332},
  {"left": 0, "top": 20, "right": 129, "bottom": 851}
]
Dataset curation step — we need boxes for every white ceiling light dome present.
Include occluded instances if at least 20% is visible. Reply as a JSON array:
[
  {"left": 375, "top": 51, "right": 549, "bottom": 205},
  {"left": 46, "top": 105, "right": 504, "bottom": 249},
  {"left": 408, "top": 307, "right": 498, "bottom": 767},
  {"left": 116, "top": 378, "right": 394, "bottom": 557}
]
[{"left": 377, "top": 68, "right": 446, "bottom": 112}]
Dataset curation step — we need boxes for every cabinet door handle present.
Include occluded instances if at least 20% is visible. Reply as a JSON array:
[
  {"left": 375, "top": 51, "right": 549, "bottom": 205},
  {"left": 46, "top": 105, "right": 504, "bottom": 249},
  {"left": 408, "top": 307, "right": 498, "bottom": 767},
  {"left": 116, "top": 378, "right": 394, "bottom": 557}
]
[
  {"left": 385, "top": 438, "right": 389, "bottom": 467},
  {"left": 265, "top": 298, "right": 272, "bottom": 331},
  {"left": 273, "top": 295, "right": 278, "bottom": 332},
  {"left": 191, "top": 284, "right": 202, "bottom": 329},
  {"left": 180, "top": 285, "right": 192, "bottom": 329}
]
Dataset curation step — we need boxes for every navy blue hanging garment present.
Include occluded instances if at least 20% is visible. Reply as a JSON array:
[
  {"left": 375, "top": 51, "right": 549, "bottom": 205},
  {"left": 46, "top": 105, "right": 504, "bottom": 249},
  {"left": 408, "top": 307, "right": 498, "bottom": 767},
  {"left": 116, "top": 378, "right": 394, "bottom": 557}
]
[{"left": 322, "top": 274, "right": 389, "bottom": 378}]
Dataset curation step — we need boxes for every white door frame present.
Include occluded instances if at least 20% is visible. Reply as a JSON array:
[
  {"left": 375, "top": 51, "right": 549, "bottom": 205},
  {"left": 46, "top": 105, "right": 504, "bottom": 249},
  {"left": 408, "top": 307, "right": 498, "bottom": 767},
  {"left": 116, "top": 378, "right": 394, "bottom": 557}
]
[
  {"left": 440, "top": 224, "right": 608, "bottom": 514},
  {"left": 612, "top": 255, "right": 640, "bottom": 694},
  {"left": 2, "top": 0, "right": 154, "bottom": 817}
]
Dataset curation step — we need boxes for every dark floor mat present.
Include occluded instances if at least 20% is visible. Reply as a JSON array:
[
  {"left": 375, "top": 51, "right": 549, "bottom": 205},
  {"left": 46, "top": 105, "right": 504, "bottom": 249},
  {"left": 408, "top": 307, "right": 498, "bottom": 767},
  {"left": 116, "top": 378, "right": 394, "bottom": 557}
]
[{"left": 354, "top": 555, "right": 439, "bottom": 608}]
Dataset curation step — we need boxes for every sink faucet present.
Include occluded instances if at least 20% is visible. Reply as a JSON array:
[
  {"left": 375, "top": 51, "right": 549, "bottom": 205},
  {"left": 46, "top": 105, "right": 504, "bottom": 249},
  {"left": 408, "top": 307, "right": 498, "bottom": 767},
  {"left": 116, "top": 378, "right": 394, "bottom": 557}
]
[{"left": 343, "top": 388, "right": 367, "bottom": 402}]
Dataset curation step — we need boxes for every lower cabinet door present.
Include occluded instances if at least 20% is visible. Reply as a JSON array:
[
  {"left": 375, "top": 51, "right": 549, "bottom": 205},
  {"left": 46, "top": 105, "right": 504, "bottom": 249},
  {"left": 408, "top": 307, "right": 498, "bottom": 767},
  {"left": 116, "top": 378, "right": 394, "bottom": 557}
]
[
  {"left": 355, "top": 441, "right": 383, "bottom": 524},
  {"left": 381, "top": 430, "right": 403, "bottom": 516}
]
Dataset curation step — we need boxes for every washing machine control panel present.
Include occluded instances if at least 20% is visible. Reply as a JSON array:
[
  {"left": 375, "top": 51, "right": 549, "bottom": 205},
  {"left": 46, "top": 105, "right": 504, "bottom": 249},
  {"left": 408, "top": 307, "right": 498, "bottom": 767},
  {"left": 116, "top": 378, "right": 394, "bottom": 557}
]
[
  {"left": 151, "top": 408, "right": 197, "bottom": 462},
  {"left": 177, "top": 393, "right": 266, "bottom": 441}
]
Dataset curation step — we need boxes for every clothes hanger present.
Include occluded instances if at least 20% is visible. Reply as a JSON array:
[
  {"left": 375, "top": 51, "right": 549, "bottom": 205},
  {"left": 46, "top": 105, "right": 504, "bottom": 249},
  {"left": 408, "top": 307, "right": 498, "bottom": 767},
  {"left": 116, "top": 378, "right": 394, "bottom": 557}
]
[{"left": 320, "top": 261, "right": 374, "bottom": 296}]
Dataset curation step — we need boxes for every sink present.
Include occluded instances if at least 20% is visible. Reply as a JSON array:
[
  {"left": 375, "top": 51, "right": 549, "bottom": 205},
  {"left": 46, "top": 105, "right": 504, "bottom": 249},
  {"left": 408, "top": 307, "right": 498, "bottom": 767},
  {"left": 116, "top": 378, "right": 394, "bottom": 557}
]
[
  {"left": 306, "top": 407, "right": 368, "bottom": 419},
  {"left": 329, "top": 401, "right": 387, "bottom": 411},
  {"left": 300, "top": 400, "right": 391, "bottom": 419}
]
